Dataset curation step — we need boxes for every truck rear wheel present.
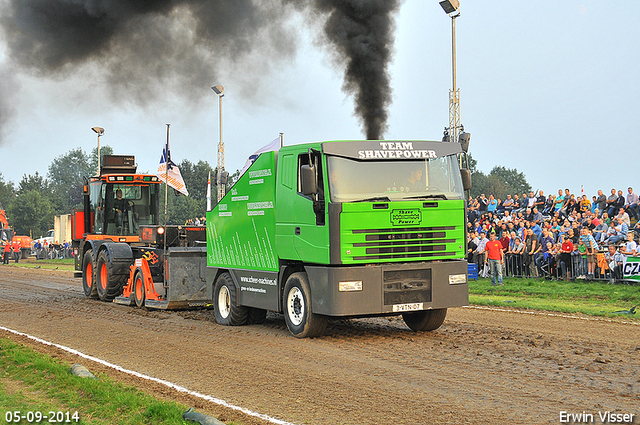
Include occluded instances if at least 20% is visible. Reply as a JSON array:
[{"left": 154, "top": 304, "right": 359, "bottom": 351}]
[
  {"left": 402, "top": 308, "right": 447, "bottom": 332},
  {"left": 283, "top": 272, "right": 327, "bottom": 338},
  {"left": 132, "top": 271, "right": 145, "bottom": 308},
  {"left": 82, "top": 250, "right": 98, "bottom": 299},
  {"left": 95, "top": 250, "right": 126, "bottom": 301},
  {"left": 213, "top": 272, "right": 248, "bottom": 326}
]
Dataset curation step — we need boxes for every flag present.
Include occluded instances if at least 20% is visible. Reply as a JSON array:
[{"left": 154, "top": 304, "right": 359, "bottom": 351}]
[
  {"left": 157, "top": 139, "right": 189, "bottom": 196},
  {"left": 240, "top": 137, "right": 281, "bottom": 176},
  {"left": 206, "top": 171, "right": 212, "bottom": 211}
]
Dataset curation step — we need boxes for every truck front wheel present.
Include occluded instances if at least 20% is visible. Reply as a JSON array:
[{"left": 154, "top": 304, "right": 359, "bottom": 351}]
[
  {"left": 213, "top": 272, "right": 248, "bottom": 326},
  {"left": 402, "top": 308, "right": 447, "bottom": 332},
  {"left": 82, "top": 250, "right": 98, "bottom": 299},
  {"left": 283, "top": 272, "right": 327, "bottom": 338}
]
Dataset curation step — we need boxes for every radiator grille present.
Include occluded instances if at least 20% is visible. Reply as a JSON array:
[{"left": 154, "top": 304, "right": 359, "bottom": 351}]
[{"left": 349, "top": 226, "right": 457, "bottom": 261}]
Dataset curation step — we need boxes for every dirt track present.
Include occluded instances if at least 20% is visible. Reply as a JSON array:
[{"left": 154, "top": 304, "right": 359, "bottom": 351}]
[{"left": 0, "top": 266, "right": 638, "bottom": 425}]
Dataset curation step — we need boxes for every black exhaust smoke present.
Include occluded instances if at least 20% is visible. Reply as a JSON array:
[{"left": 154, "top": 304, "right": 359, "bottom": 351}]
[
  {"left": 308, "top": 0, "right": 402, "bottom": 140},
  {"left": 0, "top": 0, "right": 401, "bottom": 142}
]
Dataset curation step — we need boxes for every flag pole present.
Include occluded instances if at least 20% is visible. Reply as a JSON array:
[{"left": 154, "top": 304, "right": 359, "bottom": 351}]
[{"left": 164, "top": 124, "right": 170, "bottom": 289}]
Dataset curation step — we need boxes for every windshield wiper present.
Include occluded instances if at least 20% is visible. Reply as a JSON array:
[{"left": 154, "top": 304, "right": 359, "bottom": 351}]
[
  {"left": 405, "top": 194, "right": 448, "bottom": 200},
  {"left": 354, "top": 196, "right": 392, "bottom": 203}
]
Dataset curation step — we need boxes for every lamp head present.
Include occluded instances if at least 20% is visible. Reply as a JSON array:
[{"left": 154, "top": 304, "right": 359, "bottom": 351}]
[
  {"left": 211, "top": 85, "right": 224, "bottom": 97},
  {"left": 91, "top": 127, "right": 105, "bottom": 136},
  {"left": 439, "top": 0, "right": 460, "bottom": 15}
]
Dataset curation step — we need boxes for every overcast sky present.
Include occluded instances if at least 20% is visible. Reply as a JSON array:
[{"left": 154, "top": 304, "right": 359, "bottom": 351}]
[{"left": 1, "top": 1, "right": 639, "bottom": 199}]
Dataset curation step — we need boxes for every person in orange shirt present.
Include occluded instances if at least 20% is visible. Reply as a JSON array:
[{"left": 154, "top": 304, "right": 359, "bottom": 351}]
[
  {"left": 3, "top": 241, "right": 11, "bottom": 265},
  {"left": 11, "top": 240, "right": 19, "bottom": 263},
  {"left": 485, "top": 232, "right": 504, "bottom": 286}
]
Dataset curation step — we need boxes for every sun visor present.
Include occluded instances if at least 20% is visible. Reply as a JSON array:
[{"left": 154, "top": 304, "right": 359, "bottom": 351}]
[{"left": 321, "top": 140, "right": 462, "bottom": 160}]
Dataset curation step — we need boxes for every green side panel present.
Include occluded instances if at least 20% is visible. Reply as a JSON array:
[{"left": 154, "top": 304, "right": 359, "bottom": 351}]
[
  {"left": 340, "top": 200, "right": 465, "bottom": 264},
  {"left": 206, "top": 151, "right": 278, "bottom": 272}
]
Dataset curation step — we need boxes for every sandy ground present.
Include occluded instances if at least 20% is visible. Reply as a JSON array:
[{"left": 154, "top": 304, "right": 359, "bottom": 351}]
[{"left": 0, "top": 266, "right": 638, "bottom": 425}]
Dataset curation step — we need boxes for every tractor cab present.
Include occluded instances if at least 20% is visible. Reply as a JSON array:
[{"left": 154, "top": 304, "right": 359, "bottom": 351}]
[{"left": 82, "top": 155, "right": 162, "bottom": 241}]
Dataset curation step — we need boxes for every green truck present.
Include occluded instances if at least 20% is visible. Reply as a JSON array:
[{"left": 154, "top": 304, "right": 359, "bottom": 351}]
[
  {"left": 76, "top": 140, "right": 470, "bottom": 338},
  {"left": 207, "top": 139, "right": 470, "bottom": 337}
]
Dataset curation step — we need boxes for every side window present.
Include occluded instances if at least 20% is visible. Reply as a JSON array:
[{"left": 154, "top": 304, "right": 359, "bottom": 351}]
[
  {"left": 297, "top": 151, "right": 324, "bottom": 199},
  {"left": 280, "top": 154, "right": 294, "bottom": 189}
]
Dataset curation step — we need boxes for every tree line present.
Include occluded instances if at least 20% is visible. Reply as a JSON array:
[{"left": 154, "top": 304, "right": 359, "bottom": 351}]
[
  {"left": 0, "top": 147, "right": 532, "bottom": 238},
  {"left": 0, "top": 146, "right": 233, "bottom": 238}
]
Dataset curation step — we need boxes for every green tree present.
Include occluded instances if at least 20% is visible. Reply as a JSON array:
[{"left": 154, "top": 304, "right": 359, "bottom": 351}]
[
  {"left": 10, "top": 190, "right": 54, "bottom": 237},
  {"left": 17, "top": 172, "right": 48, "bottom": 194},
  {"left": 88, "top": 145, "right": 114, "bottom": 174},
  {"left": 47, "top": 148, "right": 92, "bottom": 214},
  {"left": 468, "top": 153, "right": 531, "bottom": 200},
  {"left": 0, "top": 172, "right": 16, "bottom": 212}
]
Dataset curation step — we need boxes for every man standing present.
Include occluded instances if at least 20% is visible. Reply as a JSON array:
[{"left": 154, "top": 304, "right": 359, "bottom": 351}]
[
  {"left": 3, "top": 241, "right": 11, "bottom": 265},
  {"left": 596, "top": 190, "right": 607, "bottom": 216},
  {"left": 485, "top": 232, "right": 504, "bottom": 286},
  {"left": 625, "top": 187, "right": 639, "bottom": 220}
]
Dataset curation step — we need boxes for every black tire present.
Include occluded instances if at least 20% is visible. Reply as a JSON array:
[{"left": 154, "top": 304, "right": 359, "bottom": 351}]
[
  {"left": 95, "top": 250, "right": 126, "bottom": 301},
  {"left": 213, "top": 272, "right": 248, "bottom": 326},
  {"left": 248, "top": 308, "right": 267, "bottom": 325},
  {"left": 132, "top": 271, "right": 145, "bottom": 308},
  {"left": 82, "top": 250, "right": 98, "bottom": 299},
  {"left": 283, "top": 272, "right": 327, "bottom": 338},
  {"left": 402, "top": 308, "right": 447, "bottom": 332}
]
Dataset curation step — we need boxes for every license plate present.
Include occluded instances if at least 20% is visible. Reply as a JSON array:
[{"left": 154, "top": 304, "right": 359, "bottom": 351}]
[{"left": 392, "top": 302, "right": 424, "bottom": 312}]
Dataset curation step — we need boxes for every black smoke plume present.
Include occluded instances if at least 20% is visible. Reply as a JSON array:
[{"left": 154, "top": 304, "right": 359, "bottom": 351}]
[
  {"left": 0, "top": 0, "right": 401, "bottom": 141},
  {"left": 307, "top": 0, "right": 401, "bottom": 140}
]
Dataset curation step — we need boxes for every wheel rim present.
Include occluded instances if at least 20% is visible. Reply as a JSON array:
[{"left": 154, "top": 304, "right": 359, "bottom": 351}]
[
  {"left": 218, "top": 285, "right": 231, "bottom": 319},
  {"left": 287, "top": 287, "right": 304, "bottom": 326},
  {"left": 100, "top": 263, "right": 108, "bottom": 290},
  {"left": 86, "top": 262, "right": 92, "bottom": 288},
  {"left": 135, "top": 276, "right": 144, "bottom": 303}
]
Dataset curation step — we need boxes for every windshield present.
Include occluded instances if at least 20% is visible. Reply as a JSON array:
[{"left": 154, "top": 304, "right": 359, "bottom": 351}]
[
  {"left": 93, "top": 182, "right": 159, "bottom": 235},
  {"left": 326, "top": 155, "right": 464, "bottom": 203}
]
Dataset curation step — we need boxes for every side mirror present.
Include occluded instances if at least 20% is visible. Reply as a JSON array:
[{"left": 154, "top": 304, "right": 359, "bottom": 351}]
[
  {"left": 301, "top": 164, "right": 317, "bottom": 196},
  {"left": 459, "top": 132, "right": 471, "bottom": 153},
  {"left": 460, "top": 168, "right": 472, "bottom": 191}
]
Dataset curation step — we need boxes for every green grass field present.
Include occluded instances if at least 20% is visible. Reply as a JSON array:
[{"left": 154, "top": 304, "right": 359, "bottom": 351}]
[
  {"left": 470, "top": 276, "right": 639, "bottom": 320},
  {"left": 0, "top": 337, "right": 202, "bottom": 424}
]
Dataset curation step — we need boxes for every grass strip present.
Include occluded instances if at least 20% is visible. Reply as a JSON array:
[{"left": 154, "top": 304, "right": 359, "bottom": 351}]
[
  {"left": 2, "top": 258, "right": 75, "bottom": 271},
  {"left": 0, "top": 337, "right": 195, "bottom": 424},
  {"left": 470, "top": 277, "right": 640, "bottom": 320}
]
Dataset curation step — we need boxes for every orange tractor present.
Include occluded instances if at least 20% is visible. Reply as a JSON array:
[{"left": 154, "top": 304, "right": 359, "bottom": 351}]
[{"left": 74, "top": 155, "right": 206, "bottom": 308}]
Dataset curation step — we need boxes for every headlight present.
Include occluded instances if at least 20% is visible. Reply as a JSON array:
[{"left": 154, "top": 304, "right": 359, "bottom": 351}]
[
  {"left": 338, "top": 281, "right": 363, "bottom": 292},
  {"left": 449, "top": 274, "right": 467, "bottom": 285},
  {"left": 157, "top": 227, "right": 165, "bottom": 235}
]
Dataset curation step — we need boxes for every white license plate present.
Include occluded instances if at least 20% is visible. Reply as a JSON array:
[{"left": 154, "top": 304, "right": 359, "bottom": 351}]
[{"left": 392, "top": 302, "right": 424, "bottom": 312}]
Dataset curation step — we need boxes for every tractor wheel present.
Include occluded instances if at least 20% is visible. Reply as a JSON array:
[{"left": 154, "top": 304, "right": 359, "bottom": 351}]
[
  {"left": 402, "top": 308, "right": 447, "bottom": 332},
  {"left": 132, "top": 270, "right": 146, "bottom": 308},
  {"left": 283, "top": 272, "right": 327, "bottom": 338},
  {"left": 213, "top": 272, "right": 248, "bottom": 326},
  {"left": 82, "top": 250, "right": 98, "bottom": 299},
  {"left": 95, "top": 250, "right": 126, "bottom": 301}
]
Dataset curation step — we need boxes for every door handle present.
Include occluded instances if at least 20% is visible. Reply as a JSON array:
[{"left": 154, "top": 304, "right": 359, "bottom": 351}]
[{"left": 295, "top": 227, "right": 301, "bottom": 235}]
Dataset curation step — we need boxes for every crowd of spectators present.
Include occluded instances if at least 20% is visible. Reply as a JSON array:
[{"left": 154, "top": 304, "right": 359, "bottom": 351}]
[{"left": 466, "top": 187, "right": 640, "bottom": 283}]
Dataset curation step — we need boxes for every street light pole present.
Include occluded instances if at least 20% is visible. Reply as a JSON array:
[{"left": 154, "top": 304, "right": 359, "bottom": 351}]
[
  {"left": 440, "top": 0, "right": 461, "bottom": 144},
  {"left": 91, "top": 126, "right": 105, "bottom": 175},
  {"left": 211, "top": 85, "right": 225, "bottom": 202}
]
